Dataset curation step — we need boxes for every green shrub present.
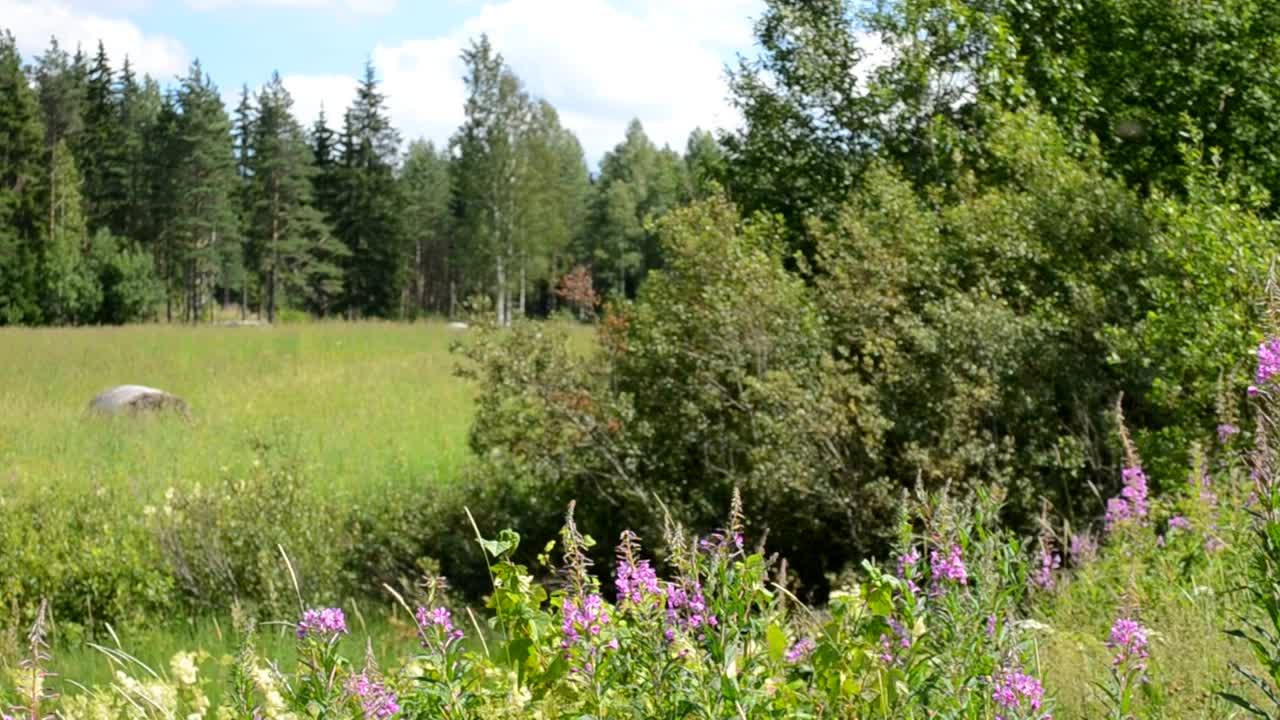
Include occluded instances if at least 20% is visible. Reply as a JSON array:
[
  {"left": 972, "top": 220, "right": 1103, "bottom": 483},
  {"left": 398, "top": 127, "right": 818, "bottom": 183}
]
[
  {"left": 0, "top": 482, "right": 175, "bottom": 642},
  {"left": 149, "top": 445, "right": 349, "bottom": 615}
]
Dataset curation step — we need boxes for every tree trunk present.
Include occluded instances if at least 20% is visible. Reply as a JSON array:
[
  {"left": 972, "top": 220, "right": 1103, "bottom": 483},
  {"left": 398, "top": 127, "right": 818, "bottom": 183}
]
[
  {"left": 518, "top": 261, "right": 526, "bottom": 319},
  {"left": 496, "top": 254, "right": 507, "bottom": 326}
]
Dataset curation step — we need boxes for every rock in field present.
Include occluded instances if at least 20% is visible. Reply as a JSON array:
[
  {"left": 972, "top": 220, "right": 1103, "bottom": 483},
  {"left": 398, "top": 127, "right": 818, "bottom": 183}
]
[
  {"left": 447, "top": 321, "right": 469, "bottom": 330},
  {"left": 88, "top": 385, "right": 189, "bottom": 418}
]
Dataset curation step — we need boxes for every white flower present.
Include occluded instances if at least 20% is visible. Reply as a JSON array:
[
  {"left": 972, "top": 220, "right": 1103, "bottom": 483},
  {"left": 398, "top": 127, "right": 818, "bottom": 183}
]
[{"left": 171, "top": 651, "right": 200, "bottom": 686}]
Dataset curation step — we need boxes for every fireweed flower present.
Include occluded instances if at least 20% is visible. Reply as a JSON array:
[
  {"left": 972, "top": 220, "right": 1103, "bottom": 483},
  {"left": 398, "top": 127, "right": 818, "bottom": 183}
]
[
  {"left": 786, "top": 637, "right": 816, "bottom": 663},
  {"left": 1257, "top": 337, "right": 1280, "bottom": 388},
  {"left": 297, "top": 607, "right": 347, "bottom": 640},
  {"left": 991, "top": 666, "right": 1047, "bottom": 720},
  {"left": 414, "top": 606, "right": 464, "bottom": 649},
  {"left": 1167, "top": 515, "right": 1192, "bottom": 532},
  {"left": 896, "top": 548, "right": 922, "bottom": 594},
  {"left": 986, "top": 615, "right": 998, "bottom": 638},
  {"left": 1217, "top": 424, "right": 1239, "bottom": 443},
  {"left": 929, "top": 544, "right": 968, "bottom": 595},
  {"left": 615, "top": 559, "right": 663, "bottom": 606},
  {"left": 1105, "top": 466, "right": 1149, "bottom": 531},
  {"left": 1030, "top": 545, "right": 1061, "bottom": 591},
  {"left": 1068, "top": 533, "right": 1097, "bottom": 565},
  {"left": 561, "top": 594, "right": 613, "bottom": 650},
  {"left": 665, "top": 581, "right": 717, "bottom": 640},
  {"left": 878, "top": 617, "right": 912, "bottom": 664},
  {"left": 1205, "top": 535, "right": 1226, "bottom": 553},
  {"left": 347, "top": 672, "right": 400, "bottom": 719},
  {"left": 1108, "top": 617, "right": 1149, "bottom": 673},
  {"left": 1192, "top": 471, "right": 1218, "bottom": 508}
]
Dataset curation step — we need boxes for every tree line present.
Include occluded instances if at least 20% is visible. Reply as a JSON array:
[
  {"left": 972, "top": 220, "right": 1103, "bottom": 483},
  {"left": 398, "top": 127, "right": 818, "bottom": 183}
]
[{"left": 0, "top": 31, "right": 722, "bottom": 325}]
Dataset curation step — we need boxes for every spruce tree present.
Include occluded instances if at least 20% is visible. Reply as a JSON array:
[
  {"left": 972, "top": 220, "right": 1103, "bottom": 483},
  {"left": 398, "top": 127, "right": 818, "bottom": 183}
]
[
  {"left": 172, "top": 60, "right": 239, "bottom": 322},
  {"left": 247, "top": 72, "right": 347, "bottom": 321},
  {"left": 334, "top": 61, "right": 403, "bottom": 318},
  {"left": 0, "top": 32, "right": 47, "bottom": 324},
  {"left": 81, "top": 41, "right": 128, "bottom": 235}
]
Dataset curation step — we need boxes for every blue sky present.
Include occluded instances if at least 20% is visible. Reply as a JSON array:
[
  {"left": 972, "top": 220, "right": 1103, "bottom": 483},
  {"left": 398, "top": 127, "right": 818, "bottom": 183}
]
[{"left": 3, "top": 0, "right": 764, "bottom": 163}]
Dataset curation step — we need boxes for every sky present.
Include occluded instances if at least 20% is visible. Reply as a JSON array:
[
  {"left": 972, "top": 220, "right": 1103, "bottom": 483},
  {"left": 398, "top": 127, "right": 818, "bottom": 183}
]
[{"left": 2, "top": 0, "right": 765, "bottom": 165}]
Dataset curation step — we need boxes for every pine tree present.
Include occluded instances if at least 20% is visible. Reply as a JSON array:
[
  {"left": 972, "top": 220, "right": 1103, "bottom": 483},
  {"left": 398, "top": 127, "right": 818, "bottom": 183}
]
[
  {"left": 142, "top": 87, "right": 180, "bottom": 319},
  {"left": 0, "top": 32, "right": 47, "bottom": 324},
  {"left": 172, "top": 60, "right": 239, "bottom": 322},
  {"left": 334, "top": 60, "right": 403, "bottom": 318},
  {"left": 247, "top": 72, "right": 347, "bottom": 321}
]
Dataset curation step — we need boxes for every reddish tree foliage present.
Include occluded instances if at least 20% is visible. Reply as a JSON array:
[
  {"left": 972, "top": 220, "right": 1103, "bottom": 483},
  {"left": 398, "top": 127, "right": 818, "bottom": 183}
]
[{"left": 555, "top": 265, "right": 599, "bottom": 320}]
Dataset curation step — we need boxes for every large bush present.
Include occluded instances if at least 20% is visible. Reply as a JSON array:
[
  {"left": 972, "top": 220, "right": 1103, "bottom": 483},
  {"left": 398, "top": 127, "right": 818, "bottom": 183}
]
[{"left": 461, "top": 109, "right": 1275, "bottom": 596}]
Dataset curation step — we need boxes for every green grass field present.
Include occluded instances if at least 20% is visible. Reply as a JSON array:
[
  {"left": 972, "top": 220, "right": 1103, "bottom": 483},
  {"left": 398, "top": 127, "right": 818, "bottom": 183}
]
[
  {"left": 0, "top": 319, "right": 596, "bottom": 694},
  {"left": 0, "top": 321, "right": 477, "bottom": 501}
]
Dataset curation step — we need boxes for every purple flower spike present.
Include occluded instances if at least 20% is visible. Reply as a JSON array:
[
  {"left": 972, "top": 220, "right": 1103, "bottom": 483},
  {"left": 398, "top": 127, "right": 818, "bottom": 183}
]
[
  {"left": 991, "top": 665, "right": 1046, "bottom": 720},
  {"left": 297, "top": 607, "right": 347, "bottom": 640},
  {"left": 928, "top": 544, "right": 967, "bottom": 595},
  {"left": 785, "top": 637, "right": 816, "bottom": 663},
  {"left": 1108, "top": 617, "right": 1149, "bottom": 672}
]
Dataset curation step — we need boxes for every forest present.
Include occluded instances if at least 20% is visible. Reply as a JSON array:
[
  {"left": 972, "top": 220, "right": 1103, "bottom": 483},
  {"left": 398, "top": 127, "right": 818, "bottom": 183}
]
[{"left": 0, "top": 31, "right": 707, "bottom": 325}]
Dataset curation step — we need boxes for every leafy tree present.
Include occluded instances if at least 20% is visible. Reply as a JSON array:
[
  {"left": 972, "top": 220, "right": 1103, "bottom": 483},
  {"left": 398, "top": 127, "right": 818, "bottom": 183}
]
[
  {"left": 333, "top": 61, "right": 403, "bottom": 318},
  {"left": 42, "top": 140, "right": 99, "bottom": 324},
  {"left": 722, "top": 0, "right": 874, "bottom": 250},
  {"left": 87, "top": 228, "right": 162, "bottom": 323},
  {"left": 399, "top": 139, "right": 453, "bottom": 315},
  {"left": 0, "top": 31, "right": 47, "bottom": 324},
  {"left": 985, "top": 0, "right": 1280, "bottom": 201},
  {"left": 683, "top": 128, "right": 726, "bottom": 200},
  {"left": 451, "top": 35, "right": 532, "bottom": 325},
  {"left": 1107, "top": 138, "right": 1278, "bottom": 476},
  {"left": 589, "top": 119, "right": 684, "bottom": 296},
  {"left": 515, "top": 100, "right": 590, "bottom": 315},
  {"left": 34, "top": 37, "right": 89, "bottom": 273}
]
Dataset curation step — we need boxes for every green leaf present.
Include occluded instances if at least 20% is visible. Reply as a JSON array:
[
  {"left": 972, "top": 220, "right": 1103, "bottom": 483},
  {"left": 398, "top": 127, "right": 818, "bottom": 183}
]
[{"left": 766, "top": 623, "right": 788, "bottom": 661}]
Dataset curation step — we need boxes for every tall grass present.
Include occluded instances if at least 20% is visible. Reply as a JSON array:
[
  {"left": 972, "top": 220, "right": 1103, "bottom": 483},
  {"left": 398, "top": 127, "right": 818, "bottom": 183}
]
[{"left": 0, "top": 321, "right": 476, "bottom": 499}]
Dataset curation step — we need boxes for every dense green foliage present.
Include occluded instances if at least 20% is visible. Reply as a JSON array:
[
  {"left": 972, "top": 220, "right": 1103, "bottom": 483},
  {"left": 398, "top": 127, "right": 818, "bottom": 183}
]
[{"left": 0, "top": 29, "right": 712, "bottom": 325}]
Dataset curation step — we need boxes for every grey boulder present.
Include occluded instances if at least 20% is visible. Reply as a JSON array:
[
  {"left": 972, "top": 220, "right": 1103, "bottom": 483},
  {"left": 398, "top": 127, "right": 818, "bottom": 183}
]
[{"left": 88, "top": 385, "right": 189, "bottom": 418}]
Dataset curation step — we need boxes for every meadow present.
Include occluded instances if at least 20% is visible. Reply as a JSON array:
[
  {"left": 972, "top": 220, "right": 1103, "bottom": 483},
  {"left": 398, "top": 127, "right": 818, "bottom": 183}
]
[
  {"left": 0, "top": 318, "right": 1277, "bottom": 719},
  {"left": 0, "top": 321, "right": 476, "bottom": 499}
]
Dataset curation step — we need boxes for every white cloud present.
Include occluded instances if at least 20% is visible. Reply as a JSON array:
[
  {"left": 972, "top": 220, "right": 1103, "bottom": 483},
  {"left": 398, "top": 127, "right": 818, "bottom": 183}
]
[
  {"left": 1, "top": 0, "right": 188, "bottom": 79},
  {"left": 187, "top": 0, "right": 397, "bottom": 14},
  {"left": 280, "top": 73, "right": 360, "bottom": 129},
  {"left": 282, "top": 0, "right": 764, "bottom": 164}
]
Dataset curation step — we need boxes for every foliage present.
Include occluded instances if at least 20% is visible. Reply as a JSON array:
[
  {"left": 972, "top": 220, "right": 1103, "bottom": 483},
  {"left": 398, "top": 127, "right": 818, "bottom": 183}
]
[
  {"left": 86, "top": 228, "right": 163, "bottom": 324},
  {"left": 4, "top": 490, "right": 1069, "bottom": 720}
]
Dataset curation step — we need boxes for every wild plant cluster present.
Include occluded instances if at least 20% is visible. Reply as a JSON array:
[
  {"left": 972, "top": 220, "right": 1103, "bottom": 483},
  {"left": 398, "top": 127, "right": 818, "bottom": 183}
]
[{"left": 7, "top": 360, "right": 1280, "bottom": 720}]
